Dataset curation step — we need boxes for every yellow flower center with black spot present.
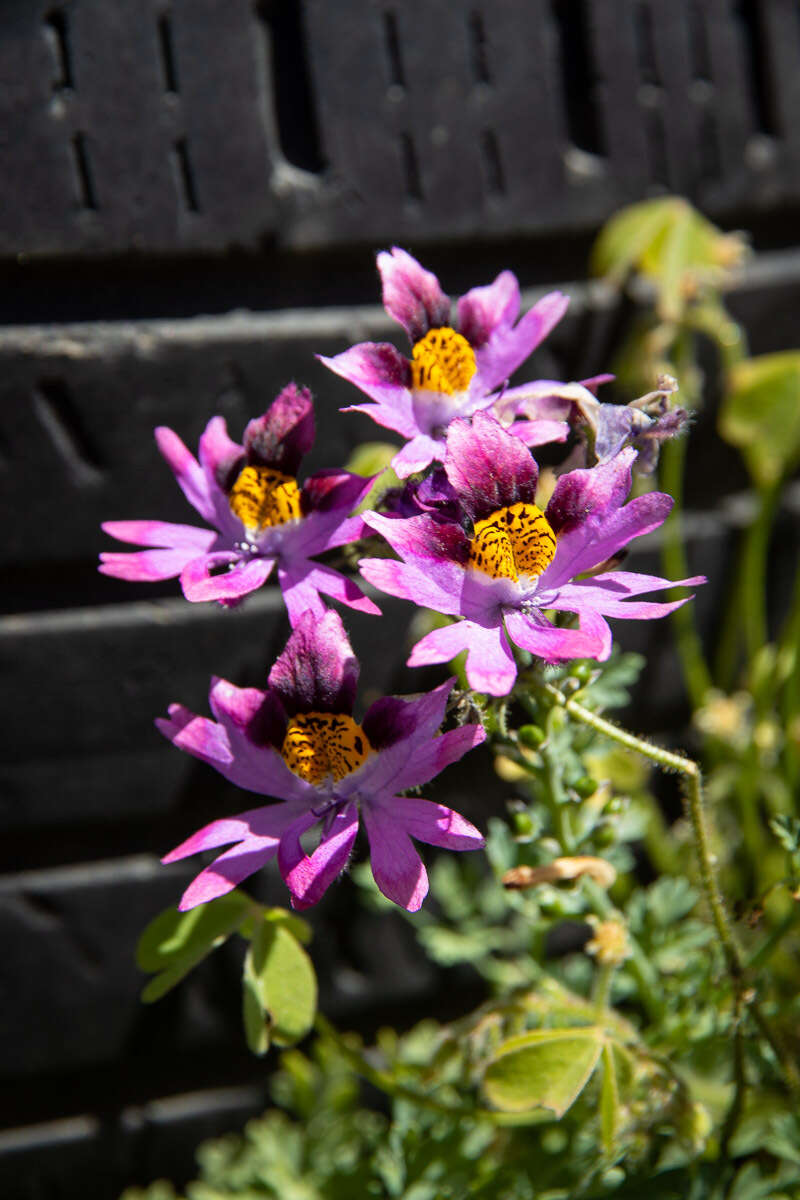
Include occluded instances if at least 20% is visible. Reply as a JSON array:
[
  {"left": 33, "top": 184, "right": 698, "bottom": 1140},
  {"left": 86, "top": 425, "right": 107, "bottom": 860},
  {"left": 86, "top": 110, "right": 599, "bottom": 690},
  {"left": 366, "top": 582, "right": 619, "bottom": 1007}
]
[
  {"left": 468, "top": 502, "right": 557, "bottom": 582},
  {"left": 281, "top": 712, "right": 372, "bottom": 785},
  {"left": 228, "top": 465, "right": 303, "bottom": 532},
  {"left": 410, "top": 327, "right": 477, "bottom": 395}
]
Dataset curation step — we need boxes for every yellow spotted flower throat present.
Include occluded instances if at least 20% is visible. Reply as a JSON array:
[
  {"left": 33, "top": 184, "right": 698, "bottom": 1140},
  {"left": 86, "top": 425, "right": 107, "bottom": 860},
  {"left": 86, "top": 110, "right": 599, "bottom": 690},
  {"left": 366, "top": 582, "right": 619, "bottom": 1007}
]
[
  {"left": 228, "top": 465, "right": 303, "bottom": 532},
  {"left": 468, "top": 502, "right": 557, "bottom": 583},
  {"left": 411, "top": 327, "right": 477, "bottom": 395},
  {"left": 281, "top": 712, "right": 372, "bottom": 785}
]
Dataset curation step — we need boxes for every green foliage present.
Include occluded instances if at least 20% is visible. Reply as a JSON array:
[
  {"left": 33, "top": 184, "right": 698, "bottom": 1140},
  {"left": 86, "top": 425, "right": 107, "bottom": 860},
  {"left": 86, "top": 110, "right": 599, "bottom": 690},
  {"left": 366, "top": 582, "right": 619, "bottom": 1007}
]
[
  {"left": 719, "top": 352, "right": 800, "bottom": 487},
  {"left": 137, "top": 892, "right": 253, "bottom": 1002},
  {"left": 482, "top": 1026, "right": 604, "bottom": 1116},
  {"left": 137, "top": 895, "right": 316, "bottom": 1051},
  {"left": 243, "top": 920, "right": 317, "bottom": 1054},
  {"left": 590, "top": 195, "right": 746, "bottom": 321}
]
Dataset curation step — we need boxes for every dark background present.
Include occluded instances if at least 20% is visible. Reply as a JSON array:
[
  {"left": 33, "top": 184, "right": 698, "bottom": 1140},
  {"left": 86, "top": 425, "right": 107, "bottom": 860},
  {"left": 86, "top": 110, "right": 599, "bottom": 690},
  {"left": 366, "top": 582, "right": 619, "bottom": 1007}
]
[{"left": 2, "top": 2, "right": 800, "bottom": 1196}]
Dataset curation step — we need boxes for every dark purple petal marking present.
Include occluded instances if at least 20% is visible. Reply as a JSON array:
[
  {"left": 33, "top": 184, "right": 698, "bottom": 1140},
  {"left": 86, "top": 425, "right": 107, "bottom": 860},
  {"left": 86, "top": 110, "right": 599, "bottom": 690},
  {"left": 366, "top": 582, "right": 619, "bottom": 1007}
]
[
  {"left": 208, "top": 677, "right": 287, "bottom": 750},
  {"left": 243, "top": 383, "right": 314, "bottom": 474},
  {"left": 267, "top": 609, "right": 359, "bottom": 716},
  {"left": 444, "top": 412, "right": 538, "bottom": 522}
]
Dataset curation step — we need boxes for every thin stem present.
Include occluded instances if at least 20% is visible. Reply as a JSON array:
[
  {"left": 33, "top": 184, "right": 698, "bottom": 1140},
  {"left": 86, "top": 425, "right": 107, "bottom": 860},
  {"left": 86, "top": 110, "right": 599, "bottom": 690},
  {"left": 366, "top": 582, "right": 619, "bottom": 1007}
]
[
  {"left": 583, "top": 877, "right": 665, "bottom": 1025},
  {"left": 561, "top": 693, "right": 800, "bottom": 1095},
  {"left": 742, "top": 481, "right": 782, "bottom": 663},
  {"left": 659, "top": 435, "right": 714, "bottom": 709},
  {"left": 592, "top": 962, "right": 615, "bottom": 1016},
  {"left": 565, "top": 696, "right": 737, "bottom": 967}
]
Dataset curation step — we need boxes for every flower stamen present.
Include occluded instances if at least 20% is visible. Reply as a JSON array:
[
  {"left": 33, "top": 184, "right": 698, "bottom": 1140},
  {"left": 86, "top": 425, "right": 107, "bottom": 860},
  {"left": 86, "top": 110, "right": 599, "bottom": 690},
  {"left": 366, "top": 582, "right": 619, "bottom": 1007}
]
[
  {"left": 228, "top": 465, "right": 302, "bottom": 532},
  {"left": 468, "top": 503, "right": 556, "bottom": 582},
  {"left": 281, "top": 712, "right": 372, "bottom": 785},
  {"left": 411, "top": 327, "right": 477, "bottom": 395}
]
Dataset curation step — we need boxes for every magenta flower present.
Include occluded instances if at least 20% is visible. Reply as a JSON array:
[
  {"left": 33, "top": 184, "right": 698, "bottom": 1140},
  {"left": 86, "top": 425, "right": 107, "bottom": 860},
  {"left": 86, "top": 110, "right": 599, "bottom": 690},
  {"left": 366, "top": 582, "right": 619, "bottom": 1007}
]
[
  {"left": 100, "top": 384, "right": 379, "bottom": 625},
  {"left": 318, "top": 248, "right": 570, "bottom": 478},
  {"left": 359, "top": 413, "right": 704, "bottom": 697},
  {"left": 158, "top": 610, "right": 485, "bottom": 912}
]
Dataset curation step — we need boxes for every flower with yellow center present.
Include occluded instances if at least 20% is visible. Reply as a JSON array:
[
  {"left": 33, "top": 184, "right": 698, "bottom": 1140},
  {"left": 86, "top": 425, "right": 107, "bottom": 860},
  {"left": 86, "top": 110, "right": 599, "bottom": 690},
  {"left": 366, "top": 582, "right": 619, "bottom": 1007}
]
[{"left": 320, "top": 247, "right": 570, "bottom": 478}]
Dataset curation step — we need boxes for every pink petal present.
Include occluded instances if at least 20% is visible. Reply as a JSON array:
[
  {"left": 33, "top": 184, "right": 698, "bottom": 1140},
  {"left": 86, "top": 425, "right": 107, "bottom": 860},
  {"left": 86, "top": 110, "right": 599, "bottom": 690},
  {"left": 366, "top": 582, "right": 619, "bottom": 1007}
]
[
  {"left": 267, "top": 608, "right": 359, "bottom": 714},
  {"left": 320, "top": 343, "right": 416, "bottom": 434},
  {"left": 445, "top": 411, "right": 538, "bottom": 521},
  {"left": 363, "top": 510, "right": 469, "bottom": 565},
  {"left": 473, "top": 291, "right": 569, "bottom": 393},
  {"left": 99, "top": 546, "right": 199, "bottom": 582},
  {"left": 278, "top": 802, "right": 360, "bottom": 910},
  {"left": 362, "top": 804, "right": 429, "bottom": 911},
  {"left": 198, "top": 415, "right": 242, "bottom": 480},
  {"left": 504, "top": 607, "right": 607, "bottom": 662},
  {"left": 507, "top": 418, "right": 570, "bottom": 446},
  {"left": 180, "top": 553, "right": 274, "bottom": 603},
  {"left": 155, "top": 705, "right": 233, "bottom": 768},
  {"left": 458, "top": 270, "right": 521, "bottom": 347},
  {"left": 390, "top": 723, "right": 488, "bottom": 791},
  {"left": 409, "top": 620, "right": 517, "bottom": 697},
  {"left": 378, "top": 247, "right": 450, "bottom": 343},
  {"left": 359, "top": 557, "right": 464, "bottom": 617},
  {"left": 388, "top": 795, "right": 485, "bottom": 850},
  {"left": 101, "top": 520, "right": 216, "bottom": 550},
  {"left": 391, "top": 434, "right": 445, "bottom": 478},
  {"left": 162, "top": 803, "right": 294, "bottom": 863},
  {"left": 155, "top": 426, "right": 216, "bottom": 523},
  {"left": 176, "top": 839, "right": 279, "bottom": 910}
]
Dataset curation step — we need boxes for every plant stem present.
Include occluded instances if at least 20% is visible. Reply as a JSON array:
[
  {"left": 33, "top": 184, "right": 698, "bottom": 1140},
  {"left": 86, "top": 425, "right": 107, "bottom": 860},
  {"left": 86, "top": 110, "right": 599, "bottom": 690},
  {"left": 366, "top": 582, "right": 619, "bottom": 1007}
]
[
  {"left": 583, "top": 877, "right": 665, "bottom": 1025},
  {"left": 560, "top": 692, "right": 800, "bottom": 1094},
  {"left": 659, "top": 436, "right": 714, "bottom": 709},
  {"left": 592, "top": 962, "right": 615, "bottom": 1016}
]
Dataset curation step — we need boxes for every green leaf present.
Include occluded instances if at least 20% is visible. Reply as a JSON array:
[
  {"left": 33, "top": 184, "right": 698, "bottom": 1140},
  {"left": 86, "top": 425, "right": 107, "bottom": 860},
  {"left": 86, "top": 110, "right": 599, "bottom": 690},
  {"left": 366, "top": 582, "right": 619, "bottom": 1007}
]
[
  {"left": 244, "top": 918, "right": 317, "bottom": 1050},
  {"left": 344, "top": 441, "right": 401, "bottom": 478},
  {"left": 591, "top": 196, "right": 745, "bottom": 321},
  {"left": 263, "top": 907, "right": 313, "bottom": 945},
  {"left": 242, "top": 926, "right": 271, "bottom": 1056},
  {"left": 481, "top": 1027, "right": 604, "bottom": 1116},
  {"left": 720, "top": 352, "right": 800, "bottom": 486},
  {"left": 137, "top": 892, "right": 251, "bottom": 972},
  {"left": 591, "top": 198, "right": 678, "bottom": 283},
  {"left": 141, "top": 960, "right": 197, "bottom": 1004},
  {"left": 137, "top": 893, "right": 252, "bottom": 1002},
  {"left": 600, "top": 1043, "right": 620, "bottom": 1156}
]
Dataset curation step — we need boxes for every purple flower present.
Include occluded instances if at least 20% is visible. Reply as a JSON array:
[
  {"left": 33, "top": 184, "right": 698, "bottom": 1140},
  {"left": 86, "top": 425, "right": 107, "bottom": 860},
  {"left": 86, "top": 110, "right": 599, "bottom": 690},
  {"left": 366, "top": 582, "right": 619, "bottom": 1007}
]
[
  {"left": 504, "top": 373, "right": 689, "bottom": 474},
  {"left": 318, "top": 248, "right": 570, "bottom": 478},
  {"left": 100, "top": 384, "right": 380, "bottom": 625},
  {"left": 158, "top": 610, "right": 485, "bottom": 912},
  {"left": 359, "top": 413, "right": 704, "bottom": 697}
]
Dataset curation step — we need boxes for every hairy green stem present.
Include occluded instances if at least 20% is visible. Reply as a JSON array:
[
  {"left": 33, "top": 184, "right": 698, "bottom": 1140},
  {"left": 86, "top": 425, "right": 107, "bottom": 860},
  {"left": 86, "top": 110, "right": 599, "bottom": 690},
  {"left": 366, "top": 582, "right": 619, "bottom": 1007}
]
[{"left": 560, "top": 693, "right": 800, "bottom": 1095}]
